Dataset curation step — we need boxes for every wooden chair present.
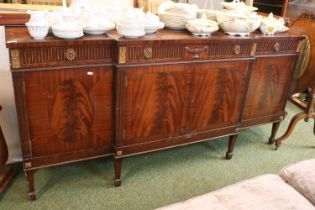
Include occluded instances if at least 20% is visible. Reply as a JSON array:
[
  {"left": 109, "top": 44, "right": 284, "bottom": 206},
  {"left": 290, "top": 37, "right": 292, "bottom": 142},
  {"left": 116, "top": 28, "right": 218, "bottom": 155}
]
[
  {"left": 253, "top": 0, "right": 289, "bottom": 16},
  {"left": 0, "top": 105, "right": 17, "bottom": 194},
  {"left": 274, "top": 12, "right": 315, "bottom": 148}
]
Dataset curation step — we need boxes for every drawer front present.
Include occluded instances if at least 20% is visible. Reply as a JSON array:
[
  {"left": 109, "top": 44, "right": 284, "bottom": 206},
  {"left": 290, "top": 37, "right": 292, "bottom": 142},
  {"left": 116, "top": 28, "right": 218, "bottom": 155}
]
[
  {"left": 256, "top": 39, "right": 300, "bottom": 55},
  {"left": 10, "top": 44, "right": 113, "bottom": 69},
  {"left": 118, "top": 41, "right": 255, "bottom": 64}
]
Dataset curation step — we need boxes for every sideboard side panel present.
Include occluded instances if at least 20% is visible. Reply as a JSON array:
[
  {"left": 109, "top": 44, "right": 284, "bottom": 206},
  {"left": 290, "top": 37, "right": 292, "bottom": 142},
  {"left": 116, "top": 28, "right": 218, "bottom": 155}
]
[{"left": 242, "top": 55, "right": 297, "bottom": 122}]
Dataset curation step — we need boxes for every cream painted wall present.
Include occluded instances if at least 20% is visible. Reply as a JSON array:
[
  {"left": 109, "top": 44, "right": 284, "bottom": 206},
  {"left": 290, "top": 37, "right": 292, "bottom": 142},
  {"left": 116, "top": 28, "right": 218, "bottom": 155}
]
[
  {"left": 0, "top": 26, "right": 21, "bottom": 164},
  {"left": 188, "top": 0, "right": 222, "bottom": 10}
]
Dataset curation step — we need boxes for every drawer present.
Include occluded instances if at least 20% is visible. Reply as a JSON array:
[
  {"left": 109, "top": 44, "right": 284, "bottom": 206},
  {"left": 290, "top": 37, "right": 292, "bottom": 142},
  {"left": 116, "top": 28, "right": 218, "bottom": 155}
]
[
  {"left": 118, "top": 41, "right": 255, "bottom": 64},
  {"left": 256, "top": 39, "right": 300, "bottom": 55},
  {"left": 10, "top": 44, "right": 113, "bottom": 70}
]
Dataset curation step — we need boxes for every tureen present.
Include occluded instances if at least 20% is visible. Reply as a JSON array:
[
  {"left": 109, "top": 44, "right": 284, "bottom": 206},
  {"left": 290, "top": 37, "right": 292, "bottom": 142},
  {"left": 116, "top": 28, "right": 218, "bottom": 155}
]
[
  {"left": 116, "top": 9, "right": 145, "bottom": 38},
  {"left": 217, "top": 10, "right": 262, "bottom": 36},
  {"left": 144, "top": 12, "right": 164, "bottom": 34},
  {"left": 52, "top": 8, "right": 84, "bottom": 39},
  {"left": 82, "top": 11, "right": 115, "bottom": 35},
  {"left": 186, "top": 16, "right": 219, "bottom": 37},
  {"left": 260, "top": 13, "right": 289, "bottom": 35}
]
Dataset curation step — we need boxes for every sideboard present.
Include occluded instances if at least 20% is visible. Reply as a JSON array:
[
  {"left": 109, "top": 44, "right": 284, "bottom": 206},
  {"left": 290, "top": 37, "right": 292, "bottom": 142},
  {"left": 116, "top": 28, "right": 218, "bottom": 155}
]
[{"left": 5, "top": 26, "right": 304, "bottom": 200}]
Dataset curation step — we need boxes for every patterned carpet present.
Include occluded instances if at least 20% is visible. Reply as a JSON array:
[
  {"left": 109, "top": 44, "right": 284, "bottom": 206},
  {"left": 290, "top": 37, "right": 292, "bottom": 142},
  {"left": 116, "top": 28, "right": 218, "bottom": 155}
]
[{"left": 0, "top": 102, "right": 314, "bottom": 210}]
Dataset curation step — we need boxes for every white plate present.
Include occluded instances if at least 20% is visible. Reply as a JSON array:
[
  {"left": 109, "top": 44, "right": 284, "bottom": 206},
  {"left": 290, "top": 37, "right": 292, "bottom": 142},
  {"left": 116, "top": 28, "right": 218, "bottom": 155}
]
[
  {"left": 119, "top": 31, "right": 145, "bottom": 38},
  {"left": 54, "top": 32, "right": 84, "bottom": 39},
  {"left": 83, "top": 24, "right": 115, "bottom": 35},
  {"left": 84, "top": 29, "right": 107, "bottom": 35}
]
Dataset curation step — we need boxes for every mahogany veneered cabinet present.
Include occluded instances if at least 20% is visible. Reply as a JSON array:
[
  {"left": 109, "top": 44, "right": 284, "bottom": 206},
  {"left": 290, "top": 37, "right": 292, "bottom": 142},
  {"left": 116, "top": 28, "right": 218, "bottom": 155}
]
[
  {"left": 5, "top": 27, "right": 304, "bottom": 199},
  {"left": 15, "top": 67, "right": 113, "bottom": 161},
  {"left": 118, "top": 60, "right": 250, "bottom": 155}
]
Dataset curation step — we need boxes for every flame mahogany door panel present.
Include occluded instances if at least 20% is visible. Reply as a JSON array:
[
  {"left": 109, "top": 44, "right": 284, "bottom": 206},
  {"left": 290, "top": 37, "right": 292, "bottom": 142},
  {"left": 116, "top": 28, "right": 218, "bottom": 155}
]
[
  {"left": 120, "top": 60, "right": 250, "bottom": 154},
  {"left": 123, "top": 64, "right": 192, "bottom": 145},
  {"left": 242, "top": 55, "right": 298, "bottom": 127},
  {"left": 187, "top": 61, "right": 250, "bottom": 133},
  {"left": 13, "top": 67, "right": 113, "bottom": 168}
]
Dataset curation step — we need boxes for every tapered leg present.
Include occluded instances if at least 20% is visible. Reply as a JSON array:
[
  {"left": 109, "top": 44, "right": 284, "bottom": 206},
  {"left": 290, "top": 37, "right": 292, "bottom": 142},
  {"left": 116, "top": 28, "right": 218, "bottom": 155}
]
[
  {"left": 114, "top": 158, "right": 122, "bottom": 187},
  {"left": 226, "top": 134, "right": 238, "bottom": 160},
  {"left": 269, "top": 121, "right": 281, "bottom": 144},
  {"left": 25, "top": 170, "right": 36, "bottom": 201}
]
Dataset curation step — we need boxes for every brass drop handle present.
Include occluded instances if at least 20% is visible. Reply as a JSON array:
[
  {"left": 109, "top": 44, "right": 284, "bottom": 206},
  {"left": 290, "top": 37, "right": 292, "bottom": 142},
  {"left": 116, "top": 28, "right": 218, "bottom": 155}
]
[
  {"left": 234, "top": 45, "right": 241, "bottom": 55},
  {"left": 64, "top": 48, "right": 76, "bottom": 61},
  {"left": 185, "top": 46, "right": 209, "bottom": 59},
  {"left": 273, "top": 42, "right": 280, "bottom": 52}
]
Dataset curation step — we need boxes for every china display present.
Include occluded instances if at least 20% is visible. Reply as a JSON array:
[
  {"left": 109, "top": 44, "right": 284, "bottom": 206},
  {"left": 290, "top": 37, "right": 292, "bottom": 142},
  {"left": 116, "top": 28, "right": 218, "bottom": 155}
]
[{"left": 6, "top": 26, "right": 304, "bottom": 200}]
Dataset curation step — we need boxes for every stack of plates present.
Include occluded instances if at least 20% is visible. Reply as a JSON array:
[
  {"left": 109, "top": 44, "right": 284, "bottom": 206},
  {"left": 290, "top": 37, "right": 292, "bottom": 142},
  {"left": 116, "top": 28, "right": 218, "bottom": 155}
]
[
  {"left": 159, "top": 13, "right": 194, "bottom": 30},
  {"left": 52, "top": 23, "right": 84, "bottom": 39},
  {"left": 158, "top": 2, "right": 197, "bottom": 30}
]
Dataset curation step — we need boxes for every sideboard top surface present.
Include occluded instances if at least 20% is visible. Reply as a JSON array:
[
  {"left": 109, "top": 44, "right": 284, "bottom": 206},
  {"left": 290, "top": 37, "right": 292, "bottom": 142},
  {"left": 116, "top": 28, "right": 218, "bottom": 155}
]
[{"left": 5, "top": 26, "right": 304, "bottom": 48}]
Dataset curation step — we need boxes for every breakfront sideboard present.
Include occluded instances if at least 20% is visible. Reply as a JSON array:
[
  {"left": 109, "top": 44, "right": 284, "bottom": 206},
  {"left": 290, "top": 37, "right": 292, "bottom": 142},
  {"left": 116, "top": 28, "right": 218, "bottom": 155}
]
[{"left": 5, "top": 27, "right": 304, "bottom": 200}]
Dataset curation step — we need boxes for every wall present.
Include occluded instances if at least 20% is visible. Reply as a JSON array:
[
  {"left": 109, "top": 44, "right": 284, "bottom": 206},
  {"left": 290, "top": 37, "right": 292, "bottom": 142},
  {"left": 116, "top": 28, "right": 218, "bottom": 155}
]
[
  {"left": 0, "top": 26, "right": 21, "bottom": 164},
  {"left": 189, "top": 0, "right": 222, "bottom": 10}
]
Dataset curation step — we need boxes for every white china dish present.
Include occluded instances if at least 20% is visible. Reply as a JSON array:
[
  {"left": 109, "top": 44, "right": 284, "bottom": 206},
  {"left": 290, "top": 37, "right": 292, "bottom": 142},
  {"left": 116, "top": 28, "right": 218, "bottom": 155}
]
[
  {"left": 145, "top": 22, "right": 164, "bottom": 34},
  {"left": 53, "top": 32, "right": 84, "bottom": 39},
  {"left": 186, "top": 17, "right": 219, "bottom": 37},
  {"left": 83, "top": 21, "right": 115, "bottom": 35},
  {"left": 117, "top": 29, "right": 145, "bottom": 39},
  {"left": 120, "top": 31, "right": 145, "bottom": 39},
  {"left": 116, "top": 8, "right": 145, "bottom": 38},
  {"left": 52, "top": 23, "right": 84, "bottom": 39},
  {"left": 144, "top": 12, "right": 164, "bottom": 34},
  {"left": 158, "top": 2, "right": 198, "bottom": 30},
  {"left": 259, "top": 13, "right": 289, "bottom": 35},
  {"left": 158, "top": 2, "right": 198, "bottom": 16},
  {"left": 116, "top": 22, "right": 145, "bottom": 37},
  {"left": 25, "top": 22, "right": 49, "bottom": 40},
  {"left": 159, "top": 12, "right": 195, "bottom": 30},
  {"left": 83, "top": 25, "right": 115, "bottom": 35},
  {"left": 217, "top": 11, "right": 262, "bottom": 36},
  {"left": 116, "top": 24, "right": 145, "bottom": 38}
]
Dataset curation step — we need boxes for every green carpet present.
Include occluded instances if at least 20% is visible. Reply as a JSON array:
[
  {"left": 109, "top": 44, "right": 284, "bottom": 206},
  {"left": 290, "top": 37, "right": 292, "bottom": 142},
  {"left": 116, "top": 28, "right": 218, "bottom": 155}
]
[{"left": 0, "top": 102, "right": 314, "bottom": 210}]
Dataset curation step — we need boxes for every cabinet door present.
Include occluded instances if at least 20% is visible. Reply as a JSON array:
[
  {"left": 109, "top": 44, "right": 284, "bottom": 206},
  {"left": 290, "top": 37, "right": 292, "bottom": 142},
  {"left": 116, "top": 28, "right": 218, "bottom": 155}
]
[
  {"left": 123, "top": 64, "right": 192, "bottom": 145},
  {"left": 19, "top": 67, "right": 113, "bottom": 158},
  {"left": 187, "top": 61, "right": 250, "bottom": 133},
  {"left": 242, "top": 56, "right": 296, "bottom": 121}
]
